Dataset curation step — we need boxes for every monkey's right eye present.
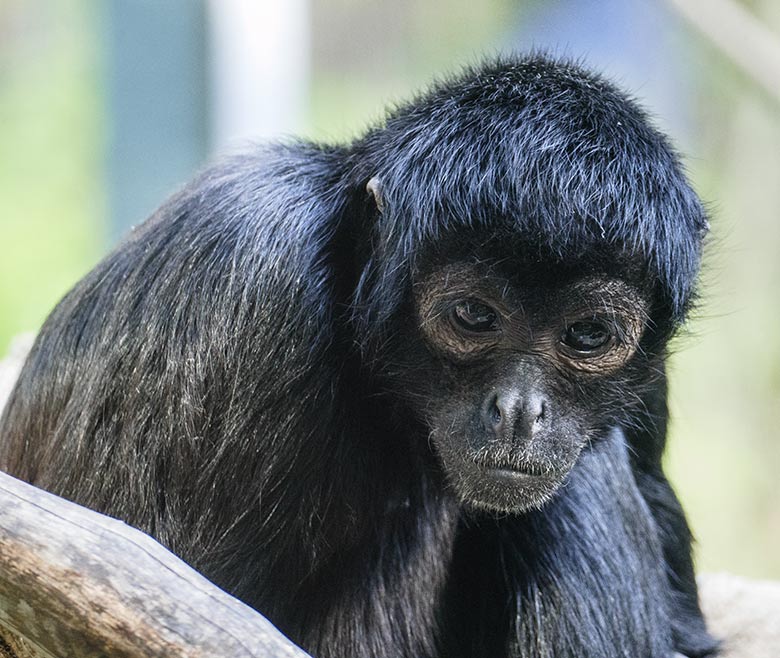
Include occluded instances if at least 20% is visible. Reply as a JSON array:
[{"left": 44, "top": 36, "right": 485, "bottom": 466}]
[{"left": 451, "top": 300, "right": 499, "bottom": 333}]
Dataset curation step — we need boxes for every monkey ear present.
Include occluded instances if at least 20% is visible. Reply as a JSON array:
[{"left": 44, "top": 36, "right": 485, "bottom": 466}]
[{"left": 366, "top": 177, "right": 385, "bottom": 214}]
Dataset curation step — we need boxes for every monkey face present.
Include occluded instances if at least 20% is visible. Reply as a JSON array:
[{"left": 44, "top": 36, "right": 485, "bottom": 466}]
[{"left": 388, "top": 257, "right": 652, "bottom": 514}]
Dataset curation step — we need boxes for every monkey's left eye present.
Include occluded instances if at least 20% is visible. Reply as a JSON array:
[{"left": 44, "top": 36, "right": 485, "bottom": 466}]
[
  {"left": 451, "top": 300, "right": 499, "bottom": 333},
  {"left": 561, "top": 321, "right": 612, "bottom": 353}
]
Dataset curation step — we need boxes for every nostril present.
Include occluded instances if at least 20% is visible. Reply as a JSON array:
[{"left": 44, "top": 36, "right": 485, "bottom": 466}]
[
  {"left": 482, "top": 393, "right": 503, "bottom": 432},
  {"left": 490, "top": 398, "right": 502, "bottom": 426}
]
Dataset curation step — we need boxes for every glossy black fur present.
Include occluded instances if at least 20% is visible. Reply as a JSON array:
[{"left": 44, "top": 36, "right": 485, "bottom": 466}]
[{"left": 0, "top": 56, "right": 716, "bottom": 657}]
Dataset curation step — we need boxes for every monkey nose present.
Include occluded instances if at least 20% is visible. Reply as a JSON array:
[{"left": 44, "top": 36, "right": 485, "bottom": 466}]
[{"left": 482, "top": 390, "right": 547, "bottom": 441}]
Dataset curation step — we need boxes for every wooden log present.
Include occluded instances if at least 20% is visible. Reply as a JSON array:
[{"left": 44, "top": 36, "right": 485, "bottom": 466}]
[
  {"left": 698, "top": 572, "right": 780, "bottom": 658},
  {"left": 0, "top": 470, "right": 311, "bottom": 658}
]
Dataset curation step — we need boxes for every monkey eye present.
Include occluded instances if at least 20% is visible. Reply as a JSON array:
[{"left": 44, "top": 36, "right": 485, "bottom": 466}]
[
  {"left": 561, "top": 321, "right": 612, "bottom": 353},
  {"left": 451, "top": 300, "right": 499, "bottom": 333}
]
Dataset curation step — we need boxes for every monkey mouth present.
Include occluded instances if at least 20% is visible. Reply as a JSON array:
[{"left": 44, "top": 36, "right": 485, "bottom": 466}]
[
  {"left": 433, "top": 439, "right": 573, "bottom": 514},
  {"left": 448, "top": 456, "right": 571, "bottom": 514},
  {"left": 475, "top": 457, "right": 553, "bottom": 479},
  {"left": 484, "top": 465, "right": 546, "bottom": 483},
  {"left": 480, "top": 463, "right": 560, "bottom": 494}
]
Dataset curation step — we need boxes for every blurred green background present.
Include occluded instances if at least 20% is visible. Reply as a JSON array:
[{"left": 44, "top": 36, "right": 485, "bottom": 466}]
[{"left": 0, "top": 0, "right": 778, "bottom": 578}]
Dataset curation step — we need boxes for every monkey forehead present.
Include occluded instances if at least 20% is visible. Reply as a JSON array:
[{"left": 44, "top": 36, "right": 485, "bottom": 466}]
[
  {"left": 413, "top": 260, "right": 649, "bottom": 314},
  {"left": 356, "top": 55, "right": 706, "bottom": 321}
]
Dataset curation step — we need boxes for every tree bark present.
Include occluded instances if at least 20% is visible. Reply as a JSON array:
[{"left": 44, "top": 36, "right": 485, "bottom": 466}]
[{"left": 0, "top": 470, "right": 311, "bottom": 658}]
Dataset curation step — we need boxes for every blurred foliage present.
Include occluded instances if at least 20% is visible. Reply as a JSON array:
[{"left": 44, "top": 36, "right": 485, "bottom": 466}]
[
  {"left": 0, "top": 0, "right": 777, "bottom": 578},
  {"left": 0, "top": 0, "right": 104, "bottom": 353},
  {"left": 665, "top": 10, "right": 780, "bottom": 577},
  {"left": 305, "top": 0, "right": 524, "bottom": 141}
]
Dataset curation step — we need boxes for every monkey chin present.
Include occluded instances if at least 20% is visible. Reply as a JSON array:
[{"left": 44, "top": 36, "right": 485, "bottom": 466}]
[{"left": 451, "top": 463, "right": 568, "bottom": 516}]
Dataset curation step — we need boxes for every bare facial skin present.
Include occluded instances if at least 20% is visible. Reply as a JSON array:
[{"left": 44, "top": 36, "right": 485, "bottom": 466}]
[{"left": 410, "top": 261, "right": 649, "bottom": 513}]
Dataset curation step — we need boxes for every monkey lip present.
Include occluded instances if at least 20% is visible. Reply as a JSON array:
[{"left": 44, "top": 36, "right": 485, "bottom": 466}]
[
  {"left": 480, "top": 462, "right": 553, "bottom": 483},
  {"left": 485, "top": 466, "right": 544, "bottom": 482}
]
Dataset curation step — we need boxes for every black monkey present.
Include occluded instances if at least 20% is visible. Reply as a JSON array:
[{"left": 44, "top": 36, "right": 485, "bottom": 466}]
[{"left": 0, "top": 56, "right": 717, "bottom": 657}]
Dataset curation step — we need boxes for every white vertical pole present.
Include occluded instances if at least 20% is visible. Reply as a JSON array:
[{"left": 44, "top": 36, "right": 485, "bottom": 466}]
[{"left": 207, "top": 0, "right": 310, "bottom": 152}]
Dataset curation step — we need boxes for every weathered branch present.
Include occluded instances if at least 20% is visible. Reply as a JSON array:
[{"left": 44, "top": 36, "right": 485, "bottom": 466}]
[{"left": 0, "top": 469, "right": 311, "bottom": 658}]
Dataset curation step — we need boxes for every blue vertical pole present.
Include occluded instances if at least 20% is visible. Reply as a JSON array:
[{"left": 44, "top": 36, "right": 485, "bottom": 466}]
[{"left": 104, "top": 0, "right": 209, "bottom": 242}]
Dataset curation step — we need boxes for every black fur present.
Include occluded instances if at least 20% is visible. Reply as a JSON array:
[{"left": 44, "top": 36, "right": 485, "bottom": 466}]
[{"left": 0, "top": 56, "right": 716, "bottom": 657}]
